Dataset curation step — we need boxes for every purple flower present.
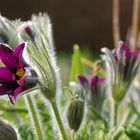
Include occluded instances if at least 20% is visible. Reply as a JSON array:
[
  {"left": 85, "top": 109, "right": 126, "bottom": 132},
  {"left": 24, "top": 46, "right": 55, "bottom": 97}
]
[
  {"left": 114, "top": 42, "right": 139, "bottom": 80},
  {"left": 101, "top": 41, "right": 140, "bottom": 102},
  {"left": 78, "top": 75, "right": 106, "bottom": 112},
  {"left": 0, "top": 43, "right": 38, "bottom": 105},
  {"left": 90, "top": 75, "right": 105, "bottom": 93}
]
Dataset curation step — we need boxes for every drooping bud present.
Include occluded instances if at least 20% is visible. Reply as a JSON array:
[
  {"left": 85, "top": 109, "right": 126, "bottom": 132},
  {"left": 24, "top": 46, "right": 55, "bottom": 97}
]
[
  {"left": 0, "top": 119, "right": 18, "bottom": 140},
  {"left": 24, "top": 25, "right": 35, "bottom": 41},
  {"left": 67, "top": 82, "right": 84, "bottom": 131},
  {"left": 21, "top": 13, "right": 61, "bottom": 101}
]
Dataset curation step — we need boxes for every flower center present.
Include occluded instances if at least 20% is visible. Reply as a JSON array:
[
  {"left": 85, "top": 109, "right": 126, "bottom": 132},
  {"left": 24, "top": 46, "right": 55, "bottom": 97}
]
[{"left": 16, "top": 68, "right": 25, "bottom": 78}]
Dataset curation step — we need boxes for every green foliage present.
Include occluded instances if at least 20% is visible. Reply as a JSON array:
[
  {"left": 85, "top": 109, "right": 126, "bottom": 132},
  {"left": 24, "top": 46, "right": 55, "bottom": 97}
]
[
  {"left": 18, "top": 124, "right": 34, "bottom": 140},
  {"left": 125, "top": 120, "right": 140, "bottom": 140},
  {"left": 76, "top": 122, "right": 130, "bottom": 140},
  {"left": 125, "top": 128, "right": 140, "bottom": 140}
]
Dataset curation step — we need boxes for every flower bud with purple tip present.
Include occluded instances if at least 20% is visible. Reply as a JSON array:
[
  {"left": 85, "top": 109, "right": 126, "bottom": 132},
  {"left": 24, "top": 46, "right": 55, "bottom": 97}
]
[
  {"left": 78, "top": 75, "right": 106, "bottom": 113},
  {"left": 24, "top": 25, "right": 35, "bottom": 41},
  {"left": 101, "top": 41, "right": 140, "bottom": 102},
  {"left": 22, "top": 13, "right": 61, "bottom": 101}
]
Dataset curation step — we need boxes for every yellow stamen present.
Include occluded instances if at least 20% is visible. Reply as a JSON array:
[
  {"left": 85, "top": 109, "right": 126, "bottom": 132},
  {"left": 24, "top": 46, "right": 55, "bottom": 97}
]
[
  {"left": 17, "top": 80, "right": 20, "bottom": 85},
  {"left": 16, "top": 68, "right": 25, "bottom": 77}
]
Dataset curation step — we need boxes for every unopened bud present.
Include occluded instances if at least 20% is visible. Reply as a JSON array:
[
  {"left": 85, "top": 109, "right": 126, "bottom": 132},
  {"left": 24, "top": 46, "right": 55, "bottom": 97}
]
[
  {"left": 0, "top": 119, "right": 18, "bottom": 140},
  {"left": 67, "top": 82, "right": 84, "bottom": 131},
  {"left": 24, "top": 26, "right": 35, "bottom": 41}
]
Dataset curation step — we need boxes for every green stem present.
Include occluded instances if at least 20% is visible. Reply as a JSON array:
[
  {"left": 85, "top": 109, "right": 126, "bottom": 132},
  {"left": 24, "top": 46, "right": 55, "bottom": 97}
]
[
  {"left": 0, "top": 107, "right": 27, "bottom": 113},
  {"left": 91, "top": 107, "right": 108, "bottom": 129},
  {"left": 51, "top": 100, "right": 67, "bottom": 140},
  {"left": 114, "top": 101, "right": 119, "bottom": 127},
  {"left": 25, "top": 95, "right": 44, "bottom": 140}
]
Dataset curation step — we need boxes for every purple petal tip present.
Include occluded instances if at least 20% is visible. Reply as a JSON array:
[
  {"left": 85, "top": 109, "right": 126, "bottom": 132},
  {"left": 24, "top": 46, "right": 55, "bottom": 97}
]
[
  {"left": 91, "top": 75, "right": 98, "bottom": 89},
  {"left": 8, "top": 94, "right": 16, "bottom": 105},
  {"left": 77, "top": 75, "right": 88, "bottom": 87}
]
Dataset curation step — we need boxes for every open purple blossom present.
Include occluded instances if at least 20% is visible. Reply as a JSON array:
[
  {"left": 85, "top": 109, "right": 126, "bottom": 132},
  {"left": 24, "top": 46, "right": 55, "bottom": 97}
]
[
  {"left": 78, "top": 75, "right": 106, "bottom": 112},
  {"left": 0, "top": 43, "right": 38, "bottom": 105},
  {"left": 101, "top": 41, "right": 140, "bottom": 102}
]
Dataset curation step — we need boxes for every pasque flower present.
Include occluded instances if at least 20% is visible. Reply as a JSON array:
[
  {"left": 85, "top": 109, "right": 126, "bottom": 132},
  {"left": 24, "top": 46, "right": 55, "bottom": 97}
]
[
  {"left": 22, "top": 14, "right": 61, "bottom": 100},
  {"left": 22, "top": 14, "right": 67, "bottom": 140},
  {"left": 78, "top": 75, "right": 106, "bottom": 112},
  {"left": 101, "top": 41, "right": 140, "bottom": 102},
  {"left": 0, "top": 42, "right": 38, "bottom": 104}
]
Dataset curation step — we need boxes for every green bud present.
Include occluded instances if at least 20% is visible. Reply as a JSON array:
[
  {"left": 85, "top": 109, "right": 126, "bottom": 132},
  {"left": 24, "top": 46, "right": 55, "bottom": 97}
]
[
  {"left": 67, "top": 82, "right": 84, "bottom": 131},
  {"left": 0, "top": 119, "right": 18, "bottom": 140},
  {"left": 67, "top": 98, "right": 84, "bottom": 131}
]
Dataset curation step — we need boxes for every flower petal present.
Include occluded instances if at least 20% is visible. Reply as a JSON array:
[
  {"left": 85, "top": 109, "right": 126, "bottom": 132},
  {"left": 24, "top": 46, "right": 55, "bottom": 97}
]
[
  {"left": 91, "top": 75, "right": 98, "bottom": 90},
  {"left": 8, "top": 87, "right": 23, "bottom": 105},
  {"left": 0, "top": 67, "right": 14, "bottom": 83},
  {"left": 120, "top": 42, "right": 130, "bottom": 58},
  {"left": 113, "top": 42, "right": 130, "bottom": 61},
  {"left": 18, "top": 76, "right": 25, "bottom": 87},
  {"left": 130, "top": 51, "right": 140, "bottom": 62},
  {"left": 14, "top": 86, "right": 23, "bottom": 97},
  {"left": 98, "top": 78, "right": 105, "bottom": 85},
  {"left": 8, "top": 95, "right": 15, "bottom": 105},
  {"left": 13, "top": 43, "right": 29, "bottom": 67},
  {"left": 19, "top": 52, "right": 29, "bottom": 68},
  {"left": 77, "top": 75, "right": 88, "bottom": 88},
  {"left": 13, "top": 43, "right": 25, "bottom": 58},
  {"left": 0, "top": 43, "right": 19, "bottom": 69},
  {"left": 0, "top": 85, "right": 14, "bottom": 95}
]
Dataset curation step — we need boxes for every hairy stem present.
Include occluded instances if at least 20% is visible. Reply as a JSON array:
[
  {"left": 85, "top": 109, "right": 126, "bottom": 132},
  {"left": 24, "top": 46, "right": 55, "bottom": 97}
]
[
  {"left": 51, "top": 100, "right": 67, "bottom": 140},
  {"left": 25, "top": 95, "right": 44, "bottom": 140},
  {"left": 130, "top": 0, "right": 140, "bottom": 50},
  {"left": 112, "top": 0, "right": 120, "bottom": 48},
  {"left": 114, "top": 101, "right": 119, "bottom": 127}
]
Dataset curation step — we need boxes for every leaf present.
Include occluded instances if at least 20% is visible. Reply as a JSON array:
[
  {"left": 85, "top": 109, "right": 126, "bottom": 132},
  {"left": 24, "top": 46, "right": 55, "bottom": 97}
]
[
  {"left": 133, "top": 120, "right": 140, "bottom": 129},
  {"left": 125, "top": 128, "right": 140, "bottom": 140},
  {"left": 70, "top": 44, "right": 84, "bottom": 82}
]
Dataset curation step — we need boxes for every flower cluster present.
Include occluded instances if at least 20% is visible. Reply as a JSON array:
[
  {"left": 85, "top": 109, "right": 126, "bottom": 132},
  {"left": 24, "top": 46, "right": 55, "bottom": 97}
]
[{"left": 78, "top": 75, "right": 106, "bottom": 113}]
